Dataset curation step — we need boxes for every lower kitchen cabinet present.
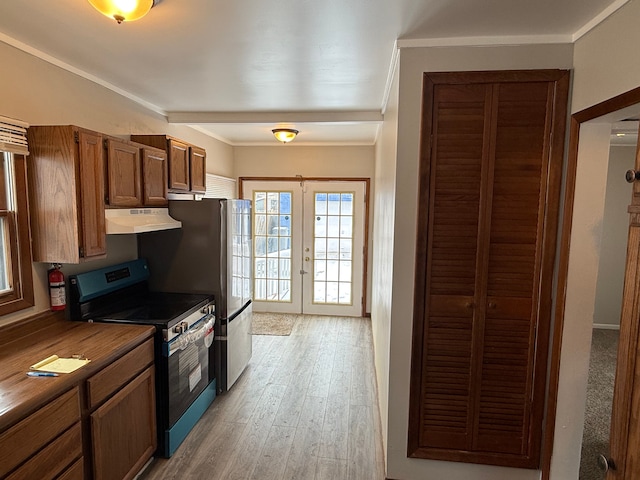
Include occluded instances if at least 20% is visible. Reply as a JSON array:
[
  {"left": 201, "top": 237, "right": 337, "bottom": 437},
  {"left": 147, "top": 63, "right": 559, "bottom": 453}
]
[
  {"left": 0, "top": 320, "right": 157, "bottom": 480},
  {"left": 5, "top": 423, "right": 83, "bottom": 480},
  {"left": 91, "top": 366, "right": 156, "bottom": 480},
  {"left": 0, "top": 387, "right": 81, "bottom": 479}
]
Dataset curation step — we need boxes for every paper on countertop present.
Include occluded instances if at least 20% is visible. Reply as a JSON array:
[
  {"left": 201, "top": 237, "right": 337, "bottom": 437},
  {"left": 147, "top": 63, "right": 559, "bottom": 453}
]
[{"left": 30, "top": 354, "right": 90, "bottom": 374}]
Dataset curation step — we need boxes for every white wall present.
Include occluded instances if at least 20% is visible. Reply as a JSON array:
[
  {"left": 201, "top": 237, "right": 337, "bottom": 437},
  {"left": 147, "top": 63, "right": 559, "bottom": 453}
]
[
  {"left": 593, "top": 145, "right": 635, "bottom": 328},
  {"left": 234, "top": 145, "right": 374, "bottom": 178},
  {"left": 234, "top": 145, "right": 376, "bottom": 313},
  {"left": 386, "top": 43, "right": 573, "bottom": 480},
  {"left": 371, "top": 50, "right": 399, "bottom": 460},
  {"left": 0, "top": 41, "right": 234, "bottom": 326},
  {"left": 571, "top": 1, "right": 640, "bottom": 113},
  {"left": 550, "top": 123, "right": 612, "bottom": 479}
]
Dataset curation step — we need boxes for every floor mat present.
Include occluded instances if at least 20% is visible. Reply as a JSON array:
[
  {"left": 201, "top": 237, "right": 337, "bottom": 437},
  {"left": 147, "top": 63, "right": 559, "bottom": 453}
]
[{"left": 251, "top": 312, "right": 298, "bottom": 335}]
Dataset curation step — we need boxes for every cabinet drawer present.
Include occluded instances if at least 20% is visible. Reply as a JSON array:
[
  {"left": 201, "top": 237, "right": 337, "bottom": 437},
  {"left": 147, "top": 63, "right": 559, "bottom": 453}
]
[
  {"left": 0, "top": 387, "right": 80, "bottom": 477},
  {"left": 86, "top": 338, "right": 154, "bottom": 409},
  {"left": 5, "top": 423, "right": 82, "bottom": 480},
  {"left": 57, "top": 457, "right": 84, "bottom": 480}
]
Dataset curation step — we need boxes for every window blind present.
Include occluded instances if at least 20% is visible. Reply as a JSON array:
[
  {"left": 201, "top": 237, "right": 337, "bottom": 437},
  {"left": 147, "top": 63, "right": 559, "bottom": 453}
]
[
  {"left": 0, "top": 116, "right": 29, "bottom": 156},
  {"left": 204, "top": 173, "right": 236, "bottom": 199}
]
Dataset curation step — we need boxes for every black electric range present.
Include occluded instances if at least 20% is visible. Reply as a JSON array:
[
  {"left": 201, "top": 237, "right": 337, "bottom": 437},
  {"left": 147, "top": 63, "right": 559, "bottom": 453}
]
[{"left": 68, "top": 259, "right": 217, "bottom": 457}]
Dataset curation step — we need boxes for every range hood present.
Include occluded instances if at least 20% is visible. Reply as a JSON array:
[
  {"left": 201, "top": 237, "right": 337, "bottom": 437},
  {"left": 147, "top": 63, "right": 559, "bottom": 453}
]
[{"left": 105, "top": 208, "right": 182, "bottom": 234}]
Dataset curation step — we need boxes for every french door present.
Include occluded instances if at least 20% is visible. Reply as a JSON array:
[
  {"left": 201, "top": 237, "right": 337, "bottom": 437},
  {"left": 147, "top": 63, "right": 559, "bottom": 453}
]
[{"left": 242, "top": 179, "right": 366, "bottom": 317}]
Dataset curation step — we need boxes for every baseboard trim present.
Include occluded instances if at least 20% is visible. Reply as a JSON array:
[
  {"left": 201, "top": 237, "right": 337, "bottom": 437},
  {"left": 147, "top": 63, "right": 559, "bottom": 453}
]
[{"left": 593, "top": 323, "right": 620, "bottom": 330}]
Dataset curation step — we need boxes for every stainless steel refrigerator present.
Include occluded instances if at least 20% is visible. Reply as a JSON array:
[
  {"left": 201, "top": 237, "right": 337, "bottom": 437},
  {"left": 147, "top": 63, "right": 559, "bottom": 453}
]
[{"left": 139, "top": 198, "right": 253, "bottom": 393}]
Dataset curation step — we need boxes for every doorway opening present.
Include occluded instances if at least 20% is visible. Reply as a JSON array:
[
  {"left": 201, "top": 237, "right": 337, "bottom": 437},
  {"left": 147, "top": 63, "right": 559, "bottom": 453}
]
[
  {"left": 544, "top": 90, "right": 640, "bottom": 480},
  {"left": 578, "top": 131, "right": 636, "bottom": 479}
]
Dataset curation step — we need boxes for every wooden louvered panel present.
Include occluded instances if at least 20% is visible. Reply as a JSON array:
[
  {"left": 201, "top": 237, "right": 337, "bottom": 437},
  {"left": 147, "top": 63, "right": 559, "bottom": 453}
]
[
  {"left": 421, "top": 83, "right": 487, "bottom": 450},
  {"left": 420, "top": 295, "right": 475, "bottom": 449},
  {"left": 487, "top": 83, "right": 548, "bottom": 299},
  {"left": 476, "top": 299, "right": 534, "bottom": 454},
  {"left": 428, "top": 85, "right": 486, "bottom": 297},
  {"left": 481, "top": 82, "right": 547, "bottom": 448}
]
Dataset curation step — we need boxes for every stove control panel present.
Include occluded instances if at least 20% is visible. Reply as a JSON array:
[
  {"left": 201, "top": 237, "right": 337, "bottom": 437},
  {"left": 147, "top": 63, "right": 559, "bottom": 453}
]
[{"left": 163, "top": 300, "right": 216, "bottom": 343}]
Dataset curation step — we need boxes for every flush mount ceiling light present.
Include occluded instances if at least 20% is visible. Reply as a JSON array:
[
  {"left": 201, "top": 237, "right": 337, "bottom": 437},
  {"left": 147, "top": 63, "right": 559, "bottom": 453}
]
[
  {"left": 88, "top": 0, "right": 155, "bottom": 24},
  {"left": 272, "top": 128, "right": 299, "bottom": 144}
]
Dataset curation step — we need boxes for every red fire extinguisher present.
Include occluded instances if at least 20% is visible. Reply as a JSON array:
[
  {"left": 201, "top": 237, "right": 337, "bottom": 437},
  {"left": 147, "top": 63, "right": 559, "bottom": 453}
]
[{"left": 48, "top": 264, "right": 66, "bottom": 311}]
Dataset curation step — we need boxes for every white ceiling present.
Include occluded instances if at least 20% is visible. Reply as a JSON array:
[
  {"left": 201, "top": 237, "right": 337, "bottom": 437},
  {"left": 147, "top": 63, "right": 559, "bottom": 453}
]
[{"left": 0, "top": 0, "right": 627, "bottom": 145}]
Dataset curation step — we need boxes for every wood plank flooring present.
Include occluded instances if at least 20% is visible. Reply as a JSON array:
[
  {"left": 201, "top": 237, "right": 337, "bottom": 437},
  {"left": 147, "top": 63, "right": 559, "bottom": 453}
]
[{"left": 139, "top": 315, "right": 385, "bottom": 480}]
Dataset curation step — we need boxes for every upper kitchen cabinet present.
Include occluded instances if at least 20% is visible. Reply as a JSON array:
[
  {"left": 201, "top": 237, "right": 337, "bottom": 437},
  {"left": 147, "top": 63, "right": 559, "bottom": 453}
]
[
  {"left": 27, "top": 126, "right": 107, "bottom": 263},
  {"left": 104, "top": 137, "right": 168, "bottom": 207},
  {"left": 104, "top": 137, "right": 142, "bottom": 207},
  {"left": 141, "top": 146, "right": 169, "bottom": 206},
  {"left": 131, "top": 135, "right": 206, "bottom": 194},
  {"left": 189, "top": 146, "right": 206, "bottom": 193}
]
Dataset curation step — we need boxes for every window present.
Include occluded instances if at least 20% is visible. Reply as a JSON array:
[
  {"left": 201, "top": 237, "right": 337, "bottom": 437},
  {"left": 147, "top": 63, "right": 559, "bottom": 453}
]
[{"left": 0, "top": 117, "right": 34, "bottom": 315}]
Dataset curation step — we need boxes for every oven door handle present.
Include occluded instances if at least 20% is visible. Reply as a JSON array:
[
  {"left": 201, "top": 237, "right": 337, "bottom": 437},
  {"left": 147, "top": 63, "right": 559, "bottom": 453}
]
[{"left": 189, "top": 315, "right": 215, "bottom": 344}]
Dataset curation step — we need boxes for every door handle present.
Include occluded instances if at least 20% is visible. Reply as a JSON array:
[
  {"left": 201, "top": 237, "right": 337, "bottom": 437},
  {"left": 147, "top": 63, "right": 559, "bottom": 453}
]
[
  {"left": 597, "top": 454, "right": 616, "bottom": 472},
  {"left": 626, "top": 169, "right": 640, "bottom": 183}
]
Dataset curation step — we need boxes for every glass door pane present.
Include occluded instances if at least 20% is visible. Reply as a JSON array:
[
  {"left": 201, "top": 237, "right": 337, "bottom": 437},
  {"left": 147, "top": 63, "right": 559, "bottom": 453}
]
[
  {"left": 243, "top": 180, "right": 303, "bottom": 314},
  {"left": 253, "top": 190, "right": 292, "bottom": 301},
  {"left": 312, "top": 192, "right": 354, "bottom": 305},
  {"left": 303, "top": 181, "right": 365, "bottom": 317}
]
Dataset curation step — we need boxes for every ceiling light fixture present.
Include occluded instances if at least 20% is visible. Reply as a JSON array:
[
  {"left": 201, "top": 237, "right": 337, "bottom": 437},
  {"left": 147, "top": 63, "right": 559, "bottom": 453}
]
[
  {"left": 272, "top": 128, "right": 299, "bottom": 144},
  {"left": 88, "top": 0, "right": 155, "bottom": 24}
]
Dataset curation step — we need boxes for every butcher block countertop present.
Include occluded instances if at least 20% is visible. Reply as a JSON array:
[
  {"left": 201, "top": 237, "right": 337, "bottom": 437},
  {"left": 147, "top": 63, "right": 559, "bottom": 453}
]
[{"left": 0, "top": 311, "right": 155, "bottom": 431}]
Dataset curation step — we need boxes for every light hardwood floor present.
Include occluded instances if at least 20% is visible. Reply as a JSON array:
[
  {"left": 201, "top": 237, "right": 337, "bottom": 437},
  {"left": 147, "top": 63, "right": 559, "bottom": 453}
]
[{"left": 140, "top": 315, "right": 386, "bottom": 480}]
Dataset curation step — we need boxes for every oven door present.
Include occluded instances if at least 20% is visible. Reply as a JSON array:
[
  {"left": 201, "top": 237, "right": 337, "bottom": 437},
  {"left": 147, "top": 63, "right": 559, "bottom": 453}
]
[{"left": 163, "top": 315, "right": 215, "bottom": 427}]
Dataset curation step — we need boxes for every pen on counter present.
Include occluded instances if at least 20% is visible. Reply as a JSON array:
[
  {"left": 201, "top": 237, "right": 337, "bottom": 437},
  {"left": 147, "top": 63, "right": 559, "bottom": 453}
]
[{"left": 27, "top": 371, "right": 59, "bottom": 377}]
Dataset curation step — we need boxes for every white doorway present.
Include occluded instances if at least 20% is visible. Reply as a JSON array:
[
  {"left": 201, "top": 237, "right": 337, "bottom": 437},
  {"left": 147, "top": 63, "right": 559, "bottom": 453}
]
[{"left": 242, "top": 178, "right": 367, "bottom": 317}]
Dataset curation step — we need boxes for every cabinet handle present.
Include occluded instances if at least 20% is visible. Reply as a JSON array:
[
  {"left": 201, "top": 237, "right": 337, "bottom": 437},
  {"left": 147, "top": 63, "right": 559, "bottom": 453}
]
[
  {"left": 488, "top": 302, "right": 497, "bottom": 309},
  {"left": 465, "top": 302, "right": 475, "bottom": 309}
]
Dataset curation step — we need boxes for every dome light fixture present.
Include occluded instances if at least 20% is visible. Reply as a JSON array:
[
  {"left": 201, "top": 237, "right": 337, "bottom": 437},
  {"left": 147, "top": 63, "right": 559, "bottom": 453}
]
[
  {"left": 88, "top": 0, "right": 155, "bottom": 24},
  {"left": 272, "top": 128, "right": 299, "bottom": 144}
]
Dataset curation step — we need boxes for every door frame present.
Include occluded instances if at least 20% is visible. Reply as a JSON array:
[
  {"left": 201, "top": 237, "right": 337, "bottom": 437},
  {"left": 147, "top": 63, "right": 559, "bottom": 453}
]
[
  {"left": 239, "top": 176, "right": 371, "bottom": 317},
  {"left": 543, "top": 87, "right": 640, "bottom": 479}
]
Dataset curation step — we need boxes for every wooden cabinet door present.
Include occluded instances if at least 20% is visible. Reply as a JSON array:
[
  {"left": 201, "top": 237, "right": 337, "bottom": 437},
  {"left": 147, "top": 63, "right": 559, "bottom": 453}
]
[
  {"left": 190, "top": 146, "right": 206, "bottom": 193},
  {"left": 77, "top": 129, "right": 107, "bottom": 259},
  {"left": 106, "top": 138, "right": 142, "bottom": 207},
  {"left": 409, "top": 71, "right": 569, "bottom": 468},
  {"left": 142, "top": 147, "right": 168, "bottom": 206},
  {"left": 91, "top": 366, "right": 156, "bottom": 480},
  {"left": 168, "top": 139, "right": 190, "bottom": 191}
]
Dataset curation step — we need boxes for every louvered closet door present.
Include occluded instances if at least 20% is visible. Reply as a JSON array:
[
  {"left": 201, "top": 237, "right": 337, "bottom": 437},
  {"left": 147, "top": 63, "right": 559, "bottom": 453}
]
[
  {"left": 476, "top": 82, "right": 553, "bottom": 456},
  {"left": 411, "top": 70, "right": 568, "bottom": 469},
  {"left": 420, "top": 83, "right": 490, "bottom": 451}
]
